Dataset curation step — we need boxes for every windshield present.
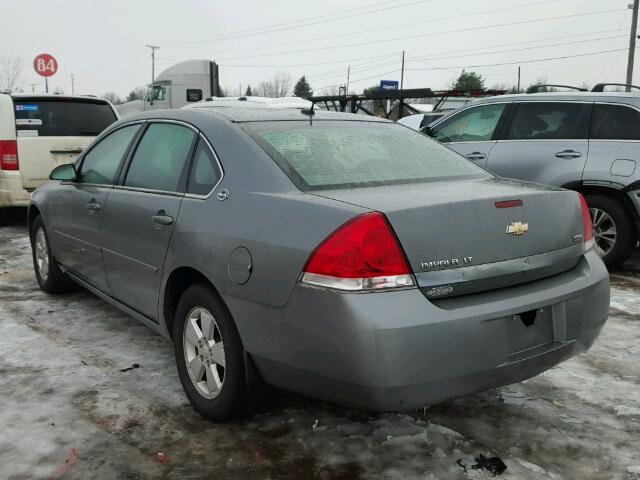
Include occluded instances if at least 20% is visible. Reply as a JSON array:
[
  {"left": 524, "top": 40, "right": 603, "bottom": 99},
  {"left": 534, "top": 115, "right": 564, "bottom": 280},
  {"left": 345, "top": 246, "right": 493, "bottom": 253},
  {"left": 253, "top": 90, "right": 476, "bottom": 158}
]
[
  {"left": 12, "top": 97, "right": 117, "bottom": 137},
  {"left": 244, "top": 120, "right": 488, "bottom": 190}
]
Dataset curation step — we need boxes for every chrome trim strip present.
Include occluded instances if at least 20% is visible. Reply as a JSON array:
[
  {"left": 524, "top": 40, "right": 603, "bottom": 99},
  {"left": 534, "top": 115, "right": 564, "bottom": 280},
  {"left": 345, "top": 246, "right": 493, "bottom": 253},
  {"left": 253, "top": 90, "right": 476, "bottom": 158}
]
[
  {"left": 111, "top": 185, "right": 184, "bottom": 198},
  {"left": 416, "top": 244, "right": 584, "bottom": 298},
  {"left": 102, "top": 247, "right": 159, "bottom": 273},
  {"left": 53, "top": 229, "right": 100, "bottom": 251}
]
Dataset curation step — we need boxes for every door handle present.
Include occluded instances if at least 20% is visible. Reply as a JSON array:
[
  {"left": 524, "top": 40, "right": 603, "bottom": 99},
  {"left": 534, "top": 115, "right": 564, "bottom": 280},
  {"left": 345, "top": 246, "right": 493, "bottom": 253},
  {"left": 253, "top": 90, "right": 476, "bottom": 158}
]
[
  {"left": 466, "top": 152, "right": 487, "bottom": 160},
  {"left": 555, "top": 150, "right": 583, "bottom": 159},
  {"left": 50, "top": 147, "right": 84, "bottom": 154},
  {"left": 86, "top": 201, "right": 101, "bottom": 212},
  {"left": 152, "top": 213, "right": 174, "bottom": 226}
]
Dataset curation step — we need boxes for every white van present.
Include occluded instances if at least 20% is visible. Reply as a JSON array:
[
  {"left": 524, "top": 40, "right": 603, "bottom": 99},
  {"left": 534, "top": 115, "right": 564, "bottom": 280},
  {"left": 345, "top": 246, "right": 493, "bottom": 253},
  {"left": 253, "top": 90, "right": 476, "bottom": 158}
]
[{"left": 0, "top": 94, "right": 119, "bottom": 208}]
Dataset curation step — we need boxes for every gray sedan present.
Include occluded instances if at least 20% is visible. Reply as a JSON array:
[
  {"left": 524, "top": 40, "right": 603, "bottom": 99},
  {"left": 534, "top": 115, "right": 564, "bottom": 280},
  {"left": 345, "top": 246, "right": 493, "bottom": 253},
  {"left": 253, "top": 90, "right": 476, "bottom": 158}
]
[{"left": 28, "top": 108, "right": 609, "bottom": 420}]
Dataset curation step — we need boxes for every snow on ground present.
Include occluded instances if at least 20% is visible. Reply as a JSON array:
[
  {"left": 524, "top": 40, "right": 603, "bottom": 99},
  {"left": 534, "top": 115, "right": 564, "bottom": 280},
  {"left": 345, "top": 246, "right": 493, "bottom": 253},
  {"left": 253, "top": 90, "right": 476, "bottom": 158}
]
[{"left": 0, "top": 211, "right": 638, "bottom": 479}]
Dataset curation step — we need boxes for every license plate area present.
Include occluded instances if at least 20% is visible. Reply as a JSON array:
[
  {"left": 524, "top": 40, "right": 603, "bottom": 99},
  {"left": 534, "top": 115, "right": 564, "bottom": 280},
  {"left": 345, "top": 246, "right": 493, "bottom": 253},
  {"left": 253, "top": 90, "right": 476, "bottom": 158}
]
[{"left": 506, "top": 307, "right": 554, "bottom": 354}]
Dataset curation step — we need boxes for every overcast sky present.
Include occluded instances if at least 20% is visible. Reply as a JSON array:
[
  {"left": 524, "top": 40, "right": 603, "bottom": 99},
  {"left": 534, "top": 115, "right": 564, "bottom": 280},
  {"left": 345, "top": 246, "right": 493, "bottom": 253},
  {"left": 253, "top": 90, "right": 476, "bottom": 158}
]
[{"left": 1, "top": 0, "right": 637, "bottom": 98}]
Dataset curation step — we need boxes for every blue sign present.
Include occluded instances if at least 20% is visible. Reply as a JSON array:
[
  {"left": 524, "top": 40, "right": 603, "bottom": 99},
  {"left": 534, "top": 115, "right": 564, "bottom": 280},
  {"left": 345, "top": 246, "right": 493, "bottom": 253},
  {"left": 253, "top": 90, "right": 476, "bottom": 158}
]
[
  {"left": 379, "top": 80, "right": 399, "bottom": 92},
  {"left": 15, "top": 104, "right": 39, "bottom": 112}
]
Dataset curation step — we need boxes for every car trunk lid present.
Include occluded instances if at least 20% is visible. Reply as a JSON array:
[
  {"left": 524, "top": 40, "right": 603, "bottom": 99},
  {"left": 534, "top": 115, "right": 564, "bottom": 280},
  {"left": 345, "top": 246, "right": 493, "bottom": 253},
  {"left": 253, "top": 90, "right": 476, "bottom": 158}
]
[{"left": 312, "top": 177, "right": 585, "bottom": 298}]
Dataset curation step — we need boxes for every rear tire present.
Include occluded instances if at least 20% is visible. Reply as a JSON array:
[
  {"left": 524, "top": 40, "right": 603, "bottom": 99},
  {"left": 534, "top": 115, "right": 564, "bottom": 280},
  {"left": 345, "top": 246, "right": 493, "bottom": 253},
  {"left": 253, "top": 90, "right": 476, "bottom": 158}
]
[
  {"left": 173, "top": 283, "right": 247, "bottom": 421},
  {"left": 584, "top": 194, "right": 635, "bottom": 267},
  {"left": 30, "top": 215, "right": 74, "bottom": 293}
]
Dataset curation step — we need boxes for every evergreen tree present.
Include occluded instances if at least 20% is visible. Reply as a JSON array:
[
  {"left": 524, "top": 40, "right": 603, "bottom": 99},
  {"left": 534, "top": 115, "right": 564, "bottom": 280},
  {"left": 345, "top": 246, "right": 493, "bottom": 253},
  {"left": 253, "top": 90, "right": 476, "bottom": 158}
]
[
  {"left": 245, "top": 85, "right": 252, "bottom": 96},
  {"left": 451, "top": 70, "right": 485, "bottom": 91},
  {"left": 293, "top": 76, "right": 313, "bottom": 98}
]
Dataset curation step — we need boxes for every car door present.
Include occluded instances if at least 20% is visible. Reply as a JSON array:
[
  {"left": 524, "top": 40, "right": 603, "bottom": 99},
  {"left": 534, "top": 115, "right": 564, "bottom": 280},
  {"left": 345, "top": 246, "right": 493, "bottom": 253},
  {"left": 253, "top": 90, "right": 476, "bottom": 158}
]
[
  {"left": 48, "top": 123, "right": 141, "bottom": 292},
  {"left": 584, "top": 102, "right": 640, "bottom": 183},
  {"left": 428, "top": 102, "right": 509, "bottom": 168},
  {"left": 100, "top": 121, "right": 197, "bottom": 320},
  {"left": 486, "top": 101, "right": 591, "bottom": 187}
]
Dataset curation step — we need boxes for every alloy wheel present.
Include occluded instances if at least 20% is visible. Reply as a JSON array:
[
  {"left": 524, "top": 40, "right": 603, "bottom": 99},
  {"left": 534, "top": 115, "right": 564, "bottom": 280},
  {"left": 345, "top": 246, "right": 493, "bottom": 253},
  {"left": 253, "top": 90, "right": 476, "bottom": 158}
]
[
  {"left": 34, "top": 228, "right": 49, "bottom": 282},
  {"left": 183, "top": 307, "right": 226, "bottom": 399},
  {"left": 589, "top": 207, "right": 617, "bottom": 257}
]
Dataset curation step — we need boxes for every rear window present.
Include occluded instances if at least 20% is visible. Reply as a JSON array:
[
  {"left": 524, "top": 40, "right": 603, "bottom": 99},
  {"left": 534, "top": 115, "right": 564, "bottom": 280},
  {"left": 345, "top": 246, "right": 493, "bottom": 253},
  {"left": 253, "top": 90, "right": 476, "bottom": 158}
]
[
  {"left": 12, "top": 97, "right": 117, "bottom": 137},
  {"left": 244, "top": 121, "right": 487, "bottom": 190}
]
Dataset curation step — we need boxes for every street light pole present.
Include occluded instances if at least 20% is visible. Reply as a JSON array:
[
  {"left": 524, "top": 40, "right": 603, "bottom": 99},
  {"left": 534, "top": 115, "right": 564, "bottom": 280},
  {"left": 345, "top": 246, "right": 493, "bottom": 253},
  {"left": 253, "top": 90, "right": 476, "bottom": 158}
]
[
  {"left": 70, "top": 74, "right": 75, "bottom": 95},
  {"left": 626, "top": 0, "right": 639, "bottom": 91},
  {"left": 146, "top": 44, "right": 160, "bottom": 104}
]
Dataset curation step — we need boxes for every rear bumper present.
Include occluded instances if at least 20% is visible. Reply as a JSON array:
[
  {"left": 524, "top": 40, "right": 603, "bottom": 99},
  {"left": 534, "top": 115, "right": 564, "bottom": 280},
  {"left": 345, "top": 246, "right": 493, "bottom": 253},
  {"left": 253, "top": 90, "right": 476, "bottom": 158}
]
[
  {"left": 227, "top": 250, "right": 609, "bottom": 411},
  {"left": 0, "top": 172, "right": 31, "bottom": 207}
]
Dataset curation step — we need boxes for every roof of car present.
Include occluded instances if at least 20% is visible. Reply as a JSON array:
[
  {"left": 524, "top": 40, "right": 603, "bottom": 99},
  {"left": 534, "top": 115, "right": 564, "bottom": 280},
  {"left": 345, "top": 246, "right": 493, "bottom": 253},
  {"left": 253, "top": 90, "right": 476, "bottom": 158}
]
[
  {"left": 127, "top": 107, "right": 390, "bottom": 124},
  {"left": 470, "top": 91, "right": 640, "bottom": 105},
  {"left": 6, "top": 93, "right": 111, "bottom": 102}
]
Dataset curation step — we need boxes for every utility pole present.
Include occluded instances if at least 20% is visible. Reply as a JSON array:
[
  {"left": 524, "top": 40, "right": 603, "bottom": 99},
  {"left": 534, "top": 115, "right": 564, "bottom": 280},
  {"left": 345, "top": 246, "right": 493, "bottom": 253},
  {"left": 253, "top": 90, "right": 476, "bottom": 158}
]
[
  {"left": 517, "top": 66, "right": 521, "bottom": 93},
  {"left": 399, "top": 51, "right": 406, "bottom": 118},
  {"left": 146, "top": 44, "right": 160, "bottom": 104},
  {"left": 346, "top": 65, "right": 350, "bottom": 94},
  {"left": 70, "top": 74, "right": 76, "bottom": 95},
  {"left": 626, "top": 0, "right": 639, "bottom": 91}
]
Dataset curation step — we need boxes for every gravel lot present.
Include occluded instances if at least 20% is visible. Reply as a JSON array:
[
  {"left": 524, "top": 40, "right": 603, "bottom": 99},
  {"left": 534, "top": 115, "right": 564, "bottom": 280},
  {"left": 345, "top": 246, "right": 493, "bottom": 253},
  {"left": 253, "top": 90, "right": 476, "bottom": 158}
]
[{"left": 1, "top": 208, "right": 639, "bottom": 480}]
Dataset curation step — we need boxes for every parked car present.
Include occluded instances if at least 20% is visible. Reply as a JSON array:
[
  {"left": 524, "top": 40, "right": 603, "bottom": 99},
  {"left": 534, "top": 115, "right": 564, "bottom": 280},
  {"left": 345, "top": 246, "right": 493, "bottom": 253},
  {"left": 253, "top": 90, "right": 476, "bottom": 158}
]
[
  {"left": 420, "top": 92, "right": 640, "bottom": 266},
  {"left": 0, "top": 93, "right": 119, "bottom": 208},
  {"left": 29, "top": 108, "right": 609, "bottom": 420}
]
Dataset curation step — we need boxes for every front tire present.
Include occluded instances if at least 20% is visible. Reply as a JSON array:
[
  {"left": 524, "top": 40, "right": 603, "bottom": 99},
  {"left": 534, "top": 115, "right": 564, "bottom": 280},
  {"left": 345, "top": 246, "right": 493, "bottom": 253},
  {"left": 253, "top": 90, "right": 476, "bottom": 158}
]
[
  {"left": 585, "top": 194, "right": 635, "bottom": 267},
  {"left": 173, "top": 283, "right": 246, "bottom": 421},
  {"left": 30, "top": 215, "right": 74, "bottom": 293}
]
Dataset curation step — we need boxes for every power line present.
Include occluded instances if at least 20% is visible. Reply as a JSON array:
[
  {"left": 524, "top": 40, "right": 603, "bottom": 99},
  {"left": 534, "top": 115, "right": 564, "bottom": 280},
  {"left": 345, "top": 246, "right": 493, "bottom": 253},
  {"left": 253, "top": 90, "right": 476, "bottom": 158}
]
[
  {"left": 411, "top": 33, "right": 629, "bottom": 62},
  {"left": 218, "top": 28, "right": 629, "bottom": 72},
  {"left": 310, "top": 33, "right": 630, "bottom": 84},
  {"left": 202, "top": 0, "right": 562, "bottom": 56},
  {"left": 410, "top": 28, "right": 629, "bottom": 61},
  {"left": 216, "top": 8, "right": 627, "bottom": 61},
  {"left": 176, "top": 0, "right": 435, "bottom": 45},
  {"left": 407, "top": 46, "right": 639, "bottom": 71}
]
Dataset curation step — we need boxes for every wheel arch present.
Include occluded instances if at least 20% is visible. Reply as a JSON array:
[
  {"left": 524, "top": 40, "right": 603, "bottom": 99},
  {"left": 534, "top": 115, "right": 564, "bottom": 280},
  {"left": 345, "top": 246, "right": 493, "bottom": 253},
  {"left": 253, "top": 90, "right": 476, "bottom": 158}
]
[
  {"left": 562, "top": 182, "right": 639, "bottom": 224},
  {"left": 27, "top": 204, "right": 42, "bottom": 239},
  {"left": 162, "top": 266, "right": 221, "bottom": 342}
]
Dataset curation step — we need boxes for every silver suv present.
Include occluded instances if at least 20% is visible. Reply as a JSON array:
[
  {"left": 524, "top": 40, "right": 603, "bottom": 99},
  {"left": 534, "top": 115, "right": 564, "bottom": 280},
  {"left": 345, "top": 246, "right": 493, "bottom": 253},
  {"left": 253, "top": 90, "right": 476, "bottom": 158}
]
[{"left": 424, "top": 92, "right": 640, "bottom": 266}]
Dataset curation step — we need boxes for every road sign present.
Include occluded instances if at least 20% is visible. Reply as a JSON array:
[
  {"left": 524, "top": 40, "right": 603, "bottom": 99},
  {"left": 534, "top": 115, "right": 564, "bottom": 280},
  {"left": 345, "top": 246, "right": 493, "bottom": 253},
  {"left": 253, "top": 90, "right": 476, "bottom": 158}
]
[
  {"left": 379, "top": 80, "right": 399, "bottom": 92},
  {"left": 33, "top": 53, "right": 58, "bottom": 78}
]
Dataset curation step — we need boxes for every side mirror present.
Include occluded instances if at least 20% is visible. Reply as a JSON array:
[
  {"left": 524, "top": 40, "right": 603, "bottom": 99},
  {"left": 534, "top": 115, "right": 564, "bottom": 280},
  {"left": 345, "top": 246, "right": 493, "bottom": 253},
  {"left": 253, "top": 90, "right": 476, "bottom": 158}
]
[
  {"left": 420, "top": 125, "right": 433, "bottom": 136},
  {"left": 50, "top": 163, "right": 77, "bottom": 181}
]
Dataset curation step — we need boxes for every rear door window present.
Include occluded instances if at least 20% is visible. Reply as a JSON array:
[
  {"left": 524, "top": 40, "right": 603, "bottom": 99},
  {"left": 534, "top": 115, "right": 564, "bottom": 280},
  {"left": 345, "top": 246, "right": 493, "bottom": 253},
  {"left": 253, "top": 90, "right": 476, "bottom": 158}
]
[
  {"left": 78, "top": 124, "right": 141, "bottom": 185},
  {"left": 12, "top": 98, "right": 117, "bottom": 137},
  {"left": 186, "top": 139, "right": 222, "bottom": 196},
  {"left": 124, "top": 123, "right": 196, "bottom": 192},
  {"left": 590, "top": 104, "right": 640, "bottom": 140},
  {"left": 431, "top": 104, "right": 507, "bottom": 143},
  {"left": 506, "top": 102, "right": 588, "bottom": 140}
]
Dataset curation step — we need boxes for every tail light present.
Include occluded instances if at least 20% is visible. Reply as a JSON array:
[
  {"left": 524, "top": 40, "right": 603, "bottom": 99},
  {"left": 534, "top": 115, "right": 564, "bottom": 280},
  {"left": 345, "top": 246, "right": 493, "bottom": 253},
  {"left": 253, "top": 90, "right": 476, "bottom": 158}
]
[
  {"left": 301, "top": 212, "right": 415, "bottom": 291},
  {"left": 578, "top": 193, "right": 595, "bottom": 252},
  {"left": 0, "top": 140, "right": 19, "bottom": 171}
]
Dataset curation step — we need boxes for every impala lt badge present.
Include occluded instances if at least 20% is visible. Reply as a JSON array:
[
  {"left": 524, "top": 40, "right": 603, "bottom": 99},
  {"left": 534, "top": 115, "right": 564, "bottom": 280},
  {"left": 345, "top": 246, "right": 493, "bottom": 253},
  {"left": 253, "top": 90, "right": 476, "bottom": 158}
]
[
  {"left": 506, "top": 221, "right": 529, "bottom": 236},
  {"left": 421, "top": 256, "right": 473, "bottom": 270}
]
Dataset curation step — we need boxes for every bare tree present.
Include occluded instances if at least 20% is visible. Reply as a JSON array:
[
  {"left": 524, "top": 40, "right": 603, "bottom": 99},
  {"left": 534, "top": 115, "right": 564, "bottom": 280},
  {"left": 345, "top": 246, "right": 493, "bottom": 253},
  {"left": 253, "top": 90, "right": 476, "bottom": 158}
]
[
  {"left": 126, "top": 86, "right": 147, "bottom": 102},
  {"left": 319, "top": 84, "right": 341, "bottom": 96},
  {"left": 102, "top": 91, "right": 123, "bottom": 105},
  {"left": 255, "top": 71, "right": 292, "bottom": 97},
  {"left": 0, "top": 57, "right": 24, "bottom": 93}
]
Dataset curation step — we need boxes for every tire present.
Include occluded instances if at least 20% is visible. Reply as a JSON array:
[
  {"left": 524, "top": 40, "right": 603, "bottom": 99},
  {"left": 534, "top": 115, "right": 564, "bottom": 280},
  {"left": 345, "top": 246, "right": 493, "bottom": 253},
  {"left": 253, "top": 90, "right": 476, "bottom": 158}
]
[
  {"left": 584, "top": 194, "right": 635, "bottom": 267},
  {"left": 30, "top": 215, "right": 74, "bottom": 293},
  {"left": 173, "top": 283, "right": 246, "bottom": 421}
]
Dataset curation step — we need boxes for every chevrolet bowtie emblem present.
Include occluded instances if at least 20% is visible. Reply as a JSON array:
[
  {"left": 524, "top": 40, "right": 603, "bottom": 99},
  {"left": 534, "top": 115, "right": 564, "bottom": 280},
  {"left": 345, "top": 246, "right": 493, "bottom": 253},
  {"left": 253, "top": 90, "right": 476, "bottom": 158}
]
[{"left": 506, "top": 221, "right": 529, "bottom": 236}]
